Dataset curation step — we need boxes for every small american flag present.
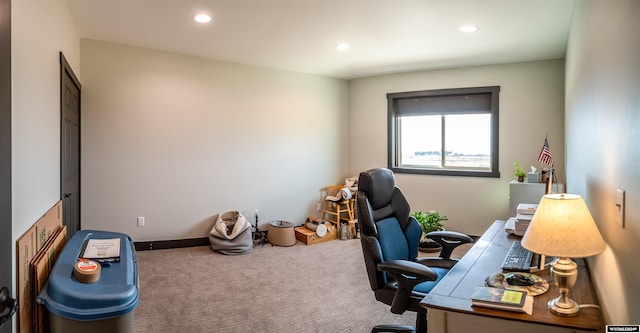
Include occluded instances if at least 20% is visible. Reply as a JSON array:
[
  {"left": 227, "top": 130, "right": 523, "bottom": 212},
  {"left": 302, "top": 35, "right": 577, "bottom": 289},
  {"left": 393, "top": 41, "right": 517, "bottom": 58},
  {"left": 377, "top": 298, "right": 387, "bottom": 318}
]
[{"left": 538, "top": 137, "right": 554, "bottom": 167}]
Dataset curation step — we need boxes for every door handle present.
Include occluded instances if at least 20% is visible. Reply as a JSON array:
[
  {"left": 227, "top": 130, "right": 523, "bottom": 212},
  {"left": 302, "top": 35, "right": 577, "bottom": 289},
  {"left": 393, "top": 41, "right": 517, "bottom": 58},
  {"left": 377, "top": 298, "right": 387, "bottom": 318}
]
[{"left": 0, "top": 287, "right": 18, "bottom": 328}]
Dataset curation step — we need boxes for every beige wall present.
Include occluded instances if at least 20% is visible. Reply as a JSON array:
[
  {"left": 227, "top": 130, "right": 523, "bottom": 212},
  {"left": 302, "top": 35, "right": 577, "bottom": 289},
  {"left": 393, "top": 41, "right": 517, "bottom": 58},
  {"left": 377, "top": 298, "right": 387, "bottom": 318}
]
[
  {"left": 11, "top": 0, "right": 80, "bottom": 238},
  {"left": 566, "top": 0, "right": 640, "bottom": 324},
  {"left": 348, "top": 60, "right": 566, "bottom": 235},
  {"left": 80, "top": 40, "right": 349, "bottom": 241},
  {"left": 11, "top": 1, "right": 80, "bottom": 326}
]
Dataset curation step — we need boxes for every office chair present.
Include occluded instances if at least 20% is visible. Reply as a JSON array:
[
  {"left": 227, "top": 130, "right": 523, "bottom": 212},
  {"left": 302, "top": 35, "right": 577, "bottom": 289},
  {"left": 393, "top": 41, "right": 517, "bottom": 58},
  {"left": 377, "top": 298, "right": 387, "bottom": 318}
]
[{"left": 356, "top": 168, "right": 473, "bottom": 333}]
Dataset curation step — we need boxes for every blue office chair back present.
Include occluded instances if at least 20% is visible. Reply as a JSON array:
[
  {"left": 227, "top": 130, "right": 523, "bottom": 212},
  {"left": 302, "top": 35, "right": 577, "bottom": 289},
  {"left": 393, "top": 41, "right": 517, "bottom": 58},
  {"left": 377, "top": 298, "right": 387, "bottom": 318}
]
[
  {"left": 357, "top": 168, "right": 474, "bottom": 333},
  {"left": 357, "top": 168, "right": 422, "bottom": 284}
]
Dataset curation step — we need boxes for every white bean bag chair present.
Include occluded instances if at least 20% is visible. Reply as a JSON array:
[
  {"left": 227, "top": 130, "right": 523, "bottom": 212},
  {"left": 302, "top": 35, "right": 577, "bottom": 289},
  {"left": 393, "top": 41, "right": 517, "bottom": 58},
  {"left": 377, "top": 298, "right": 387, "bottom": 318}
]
[{"left": 209, "top": 211, "right": 253, "bottom": 255}]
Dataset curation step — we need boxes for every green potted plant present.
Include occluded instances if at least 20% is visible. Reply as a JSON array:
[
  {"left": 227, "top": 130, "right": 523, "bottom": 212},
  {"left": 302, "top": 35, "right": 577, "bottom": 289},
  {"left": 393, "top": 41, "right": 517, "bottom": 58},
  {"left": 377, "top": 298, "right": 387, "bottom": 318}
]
[
  {"left": 513, "top": 161, "right": 526, "bottom": 182},
  {"left": 411, "top": 210, "right": 448, "bottom": 252}
]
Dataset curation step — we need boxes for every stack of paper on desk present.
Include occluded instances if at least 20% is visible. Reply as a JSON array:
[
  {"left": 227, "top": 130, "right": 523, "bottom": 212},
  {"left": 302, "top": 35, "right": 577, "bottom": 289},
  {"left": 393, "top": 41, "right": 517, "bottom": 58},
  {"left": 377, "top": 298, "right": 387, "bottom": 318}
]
[{"left": 514, "top": 203, "right": 537, "bottom": 236}]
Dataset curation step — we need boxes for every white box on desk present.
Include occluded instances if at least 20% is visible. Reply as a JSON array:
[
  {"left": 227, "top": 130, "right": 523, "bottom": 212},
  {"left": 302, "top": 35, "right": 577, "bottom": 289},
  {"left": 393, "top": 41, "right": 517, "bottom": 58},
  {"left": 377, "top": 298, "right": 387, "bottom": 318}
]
[
  {"left": 516, "top": 203, "right": 538, "bottom": 215},
  {"left": 509, "top": 181, "right": 563, "bottom": 216},
  {"left": 514, "top": 220, "right": 530, "bottom": 236}
]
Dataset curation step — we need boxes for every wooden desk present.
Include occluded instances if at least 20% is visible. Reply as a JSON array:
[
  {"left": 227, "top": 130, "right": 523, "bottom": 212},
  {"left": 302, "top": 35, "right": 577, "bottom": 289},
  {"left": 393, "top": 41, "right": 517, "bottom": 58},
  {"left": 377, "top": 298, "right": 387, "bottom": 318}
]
[{"left": 420, "top": 220, "right": 604, "bottom": 333}]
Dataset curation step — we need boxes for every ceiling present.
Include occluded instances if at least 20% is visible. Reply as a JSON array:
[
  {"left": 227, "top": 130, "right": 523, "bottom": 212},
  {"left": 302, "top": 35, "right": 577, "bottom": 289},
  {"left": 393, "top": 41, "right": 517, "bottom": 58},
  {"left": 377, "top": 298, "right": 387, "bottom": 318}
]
[{"left": 66, "top": 0, "right": 576, "bottom": 79}]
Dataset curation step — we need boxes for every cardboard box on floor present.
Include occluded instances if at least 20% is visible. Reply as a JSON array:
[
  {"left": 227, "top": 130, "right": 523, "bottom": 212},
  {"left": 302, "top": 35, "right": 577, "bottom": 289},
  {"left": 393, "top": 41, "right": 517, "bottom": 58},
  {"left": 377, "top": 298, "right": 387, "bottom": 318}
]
[
  {"left": 30, "top": 225, "right": 66, "bottom": 333},
  {"left": 15, "top": 200, "right": 63, "bottom": 333},
  {"left": 295, "top": 226, "right": 337, "bottom": 245}
]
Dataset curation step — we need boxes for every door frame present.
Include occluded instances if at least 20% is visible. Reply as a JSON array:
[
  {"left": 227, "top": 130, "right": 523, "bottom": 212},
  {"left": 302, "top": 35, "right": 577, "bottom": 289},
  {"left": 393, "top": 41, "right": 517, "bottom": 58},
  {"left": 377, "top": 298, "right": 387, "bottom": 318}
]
[
  {"left": 59, "top": 52, "right": 81, "bottom": 237},
  {"left": 0, "top": 0, "right": 12, "bottom": 332}
]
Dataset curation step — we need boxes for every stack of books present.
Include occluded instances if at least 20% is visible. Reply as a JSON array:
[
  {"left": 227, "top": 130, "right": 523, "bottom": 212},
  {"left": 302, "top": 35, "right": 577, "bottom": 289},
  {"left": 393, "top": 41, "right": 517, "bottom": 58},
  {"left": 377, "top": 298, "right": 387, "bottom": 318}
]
[
  {"left": 470, "top": 286, "right": 534, "bottom": 314},
  {"left": 514, "top": 203, "right": 537, "bottom": 236}
]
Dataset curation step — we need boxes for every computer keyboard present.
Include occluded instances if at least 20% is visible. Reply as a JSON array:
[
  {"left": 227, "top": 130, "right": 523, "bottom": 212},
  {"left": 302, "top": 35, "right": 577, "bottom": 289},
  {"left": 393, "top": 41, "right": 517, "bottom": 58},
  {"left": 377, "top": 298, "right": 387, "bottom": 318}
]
[{"left": 501, "top": 241, "right": 533, "bottom": 271}]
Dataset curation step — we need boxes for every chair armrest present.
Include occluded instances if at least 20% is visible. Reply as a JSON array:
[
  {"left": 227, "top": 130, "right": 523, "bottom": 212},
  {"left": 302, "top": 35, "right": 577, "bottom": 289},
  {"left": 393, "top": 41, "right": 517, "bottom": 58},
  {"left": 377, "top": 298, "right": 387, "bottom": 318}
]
[
  {"left": 377, "top": 260, "right": 438, "bottom": 314},
  {"left": 426, "top": 231, "right": 474, "bottom": 260},
  {"left": 415, "top": 257, "right": 458, "bottom": 269},
  {"left": 378, "top": 260, "right": 438, "bottom": 282}
]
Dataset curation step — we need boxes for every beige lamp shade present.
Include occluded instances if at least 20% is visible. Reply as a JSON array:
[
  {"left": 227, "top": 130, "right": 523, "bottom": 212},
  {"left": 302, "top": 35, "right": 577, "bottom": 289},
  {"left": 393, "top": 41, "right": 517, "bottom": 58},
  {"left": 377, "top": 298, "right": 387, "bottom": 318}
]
[{"left": 521, "top": 194, "right": 606, "bottom": 258}]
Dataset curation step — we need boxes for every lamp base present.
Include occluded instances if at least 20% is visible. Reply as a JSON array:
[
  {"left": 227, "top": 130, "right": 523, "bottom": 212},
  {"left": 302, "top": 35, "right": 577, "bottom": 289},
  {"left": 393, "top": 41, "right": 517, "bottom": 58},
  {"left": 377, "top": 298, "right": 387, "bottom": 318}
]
[
  {"left": 548, "top": 257, "right": 580, "bottom": 317},
  {"left": 548, "top": 296, "right": 580, "bottom": 316}
]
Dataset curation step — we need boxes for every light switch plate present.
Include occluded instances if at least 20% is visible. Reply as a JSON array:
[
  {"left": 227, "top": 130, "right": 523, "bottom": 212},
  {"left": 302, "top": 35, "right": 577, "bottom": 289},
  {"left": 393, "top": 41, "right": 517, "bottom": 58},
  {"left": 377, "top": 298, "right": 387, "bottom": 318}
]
[{"left": 616, "top": 189, "right": 625, "bottom": 228}]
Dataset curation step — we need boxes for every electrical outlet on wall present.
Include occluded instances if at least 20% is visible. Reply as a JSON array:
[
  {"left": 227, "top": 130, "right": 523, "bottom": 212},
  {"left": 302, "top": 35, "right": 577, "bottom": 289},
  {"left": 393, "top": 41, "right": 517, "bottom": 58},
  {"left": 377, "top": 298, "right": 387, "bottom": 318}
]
[
  {"left": 137, "top": 216, "right": 145, "bottom": 227},
  {"left": 316, "top": 202, "right": 322, "bottom": 211}
]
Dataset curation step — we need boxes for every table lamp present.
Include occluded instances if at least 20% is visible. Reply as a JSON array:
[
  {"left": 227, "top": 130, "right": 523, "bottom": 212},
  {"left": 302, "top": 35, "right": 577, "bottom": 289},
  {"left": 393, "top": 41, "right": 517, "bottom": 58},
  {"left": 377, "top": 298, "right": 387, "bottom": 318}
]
[{"left": 521, "top": 194, "right": 606, "bottom": 316}]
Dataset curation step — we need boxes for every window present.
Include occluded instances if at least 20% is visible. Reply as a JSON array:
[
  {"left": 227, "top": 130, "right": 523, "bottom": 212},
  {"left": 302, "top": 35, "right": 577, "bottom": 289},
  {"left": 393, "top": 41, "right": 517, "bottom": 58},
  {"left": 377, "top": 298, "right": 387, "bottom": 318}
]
[{"left": 388, "top": 86, "right": 500, "bottom": 177}]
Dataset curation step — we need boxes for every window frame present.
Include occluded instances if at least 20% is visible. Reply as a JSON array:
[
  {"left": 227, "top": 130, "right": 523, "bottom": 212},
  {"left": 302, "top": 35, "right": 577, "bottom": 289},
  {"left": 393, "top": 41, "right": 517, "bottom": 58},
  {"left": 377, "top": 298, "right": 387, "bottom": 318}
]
[{"left": 387, "top": 86, "right": 500, "bottom": 178}]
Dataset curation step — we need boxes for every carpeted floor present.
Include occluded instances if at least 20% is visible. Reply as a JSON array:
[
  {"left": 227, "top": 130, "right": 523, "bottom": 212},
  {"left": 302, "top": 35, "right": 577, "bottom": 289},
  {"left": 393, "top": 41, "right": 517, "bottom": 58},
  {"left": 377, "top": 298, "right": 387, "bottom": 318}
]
[{"left": 133, "top": 238, "right": 471, "bottom": 333}]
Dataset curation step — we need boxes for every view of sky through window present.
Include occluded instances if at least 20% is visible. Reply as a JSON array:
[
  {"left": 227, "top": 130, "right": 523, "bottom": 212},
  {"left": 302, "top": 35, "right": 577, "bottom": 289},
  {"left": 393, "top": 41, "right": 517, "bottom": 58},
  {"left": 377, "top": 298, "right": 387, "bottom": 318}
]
[{"left": 399, "top": 114, "right": 491, "bottom": 168}]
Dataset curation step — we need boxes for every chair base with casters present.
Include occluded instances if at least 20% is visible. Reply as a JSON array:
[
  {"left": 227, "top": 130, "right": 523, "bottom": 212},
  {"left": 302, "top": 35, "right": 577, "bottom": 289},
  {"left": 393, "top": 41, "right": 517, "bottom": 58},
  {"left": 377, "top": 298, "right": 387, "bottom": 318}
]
[
  {"left": 356, "top": 168, "right": 473, "bottom": 333},
  {"left": 372, "top": 325, "right": 417, "bottom": 333}
]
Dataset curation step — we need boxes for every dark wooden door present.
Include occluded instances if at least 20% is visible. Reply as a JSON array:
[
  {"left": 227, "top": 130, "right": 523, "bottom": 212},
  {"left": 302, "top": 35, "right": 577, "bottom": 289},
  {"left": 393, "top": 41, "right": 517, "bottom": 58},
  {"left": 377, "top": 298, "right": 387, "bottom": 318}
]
[
  {"left": 0, "top": 0, "right": 13, "bottom": 332},
  {"left": 60, "top": 53, "right": 81, "bottom": 240}
]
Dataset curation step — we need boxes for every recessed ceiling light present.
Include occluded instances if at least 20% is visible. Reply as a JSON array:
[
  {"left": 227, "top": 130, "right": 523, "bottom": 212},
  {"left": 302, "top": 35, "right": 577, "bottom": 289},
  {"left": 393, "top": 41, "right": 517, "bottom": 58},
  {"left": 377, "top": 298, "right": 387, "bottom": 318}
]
[
  {"left": 336, "top": 43, "right": 350, "bottom": 51},
  {"left": 194, "top": 13, "right": 212, "bottom": 24},
  {"left": 458, "top": 25, "right": 479, "bottom": 33}
]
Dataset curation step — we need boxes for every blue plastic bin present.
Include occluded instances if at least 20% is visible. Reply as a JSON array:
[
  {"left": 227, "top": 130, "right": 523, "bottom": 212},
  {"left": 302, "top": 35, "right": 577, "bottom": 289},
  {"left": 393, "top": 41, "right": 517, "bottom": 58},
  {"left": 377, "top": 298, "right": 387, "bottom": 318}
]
[{"left": 37, "top": 230, "right": 139, "bottom": 333}]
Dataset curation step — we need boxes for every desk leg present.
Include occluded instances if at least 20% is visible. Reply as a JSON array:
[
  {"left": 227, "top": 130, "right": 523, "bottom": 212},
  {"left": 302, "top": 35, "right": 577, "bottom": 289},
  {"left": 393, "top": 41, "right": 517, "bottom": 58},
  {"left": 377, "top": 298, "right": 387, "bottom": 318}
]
[{"left": 427, "top": 309, "right": 447, "bottom": 333}]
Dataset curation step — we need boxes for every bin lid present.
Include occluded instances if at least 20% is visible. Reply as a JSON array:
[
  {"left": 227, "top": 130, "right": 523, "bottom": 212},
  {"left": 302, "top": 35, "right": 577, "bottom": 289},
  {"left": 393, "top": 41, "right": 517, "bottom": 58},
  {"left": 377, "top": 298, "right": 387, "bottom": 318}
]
[
  {"left": 269, "top": 221, "right": 293, "bottom": 228},
  {"left": 37, "top": 230, "right": 139, "bottom": 321}
]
